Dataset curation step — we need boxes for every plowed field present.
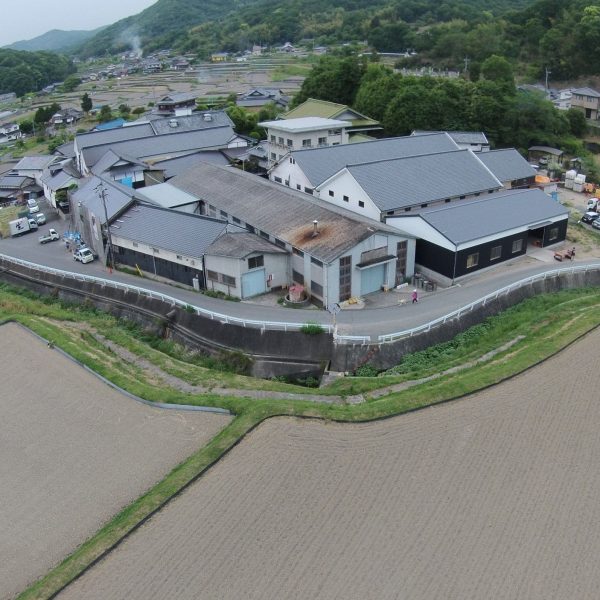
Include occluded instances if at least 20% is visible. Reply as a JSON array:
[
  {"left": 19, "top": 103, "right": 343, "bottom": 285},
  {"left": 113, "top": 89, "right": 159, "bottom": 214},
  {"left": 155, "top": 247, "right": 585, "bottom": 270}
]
[
  {"left": 0, "top": 323, "right": 230, "bottom": 600},
  {"left": 59, "top": 328, "right": 600, "bottom": 600}
]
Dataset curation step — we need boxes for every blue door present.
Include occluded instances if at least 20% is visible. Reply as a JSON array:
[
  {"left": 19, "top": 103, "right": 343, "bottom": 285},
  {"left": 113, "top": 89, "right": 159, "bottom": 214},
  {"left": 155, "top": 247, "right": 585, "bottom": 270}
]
[
  {"left": 360, "top": 264, "right": 385, "bottom": 296},
  {"left": 242, "top": 269, "right": 266, "bottom": 298}
]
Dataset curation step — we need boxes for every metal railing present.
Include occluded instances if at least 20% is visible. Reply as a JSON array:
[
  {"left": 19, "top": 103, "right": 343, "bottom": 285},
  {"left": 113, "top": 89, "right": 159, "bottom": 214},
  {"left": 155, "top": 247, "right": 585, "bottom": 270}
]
[
  {"left": 0, "top": 254, "right": 334, "bottom": 334},
  {"left": 377, "top": 263, "right": 600, "bottom": 344}
]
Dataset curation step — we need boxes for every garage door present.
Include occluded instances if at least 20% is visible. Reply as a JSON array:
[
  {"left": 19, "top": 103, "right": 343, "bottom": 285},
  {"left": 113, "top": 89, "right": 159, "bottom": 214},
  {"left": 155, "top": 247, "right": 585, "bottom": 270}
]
[
  {"left": 242, "top": 269, "right": 266, "bottom": 298},
  {"left": 360, "top": 264, "right": 385, "bottom": 296}
]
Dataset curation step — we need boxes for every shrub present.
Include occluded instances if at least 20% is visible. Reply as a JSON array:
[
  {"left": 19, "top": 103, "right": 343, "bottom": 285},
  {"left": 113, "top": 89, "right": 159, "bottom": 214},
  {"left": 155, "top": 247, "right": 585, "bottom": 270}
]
[
  {"left": 354, "top": 363, "right": 379, "bottom": 377},
  {"left": 300, "top": 322, "right": 325, "bottom": 335}
]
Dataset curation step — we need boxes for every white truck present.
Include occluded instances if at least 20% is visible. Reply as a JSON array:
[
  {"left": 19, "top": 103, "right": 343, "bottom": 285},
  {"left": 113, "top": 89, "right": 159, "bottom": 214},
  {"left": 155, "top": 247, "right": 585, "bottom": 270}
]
[
  {"left": 9, "top": 217, "right": 37, "bottom": 237},
  {"left": 587, "top": 197, "right": 599, "bottom": 212}
]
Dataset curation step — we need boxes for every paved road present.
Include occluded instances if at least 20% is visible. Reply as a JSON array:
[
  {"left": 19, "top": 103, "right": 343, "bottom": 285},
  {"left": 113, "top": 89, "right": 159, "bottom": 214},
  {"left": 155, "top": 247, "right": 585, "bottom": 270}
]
[{"left": 1, "top": 207, "right": 599, "bottom": 340}]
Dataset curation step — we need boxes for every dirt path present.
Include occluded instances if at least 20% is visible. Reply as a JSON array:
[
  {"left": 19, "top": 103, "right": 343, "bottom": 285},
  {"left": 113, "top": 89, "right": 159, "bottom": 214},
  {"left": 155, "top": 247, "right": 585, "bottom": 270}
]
[{"left": 57, "top": 327, "right": 600, "bottom": 600}]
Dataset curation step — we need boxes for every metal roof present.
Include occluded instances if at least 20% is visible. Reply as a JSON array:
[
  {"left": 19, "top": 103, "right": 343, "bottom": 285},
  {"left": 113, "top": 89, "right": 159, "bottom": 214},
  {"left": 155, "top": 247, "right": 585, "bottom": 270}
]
[
  {"left": 40, "top": 169, "right": 76, "bottom": 190},
  {"left": 149, "top": 111, "right": 233, "bottom": 135},
  {"left": 76, "top": 123, "right": 155, "bottom": 150},
  {"left": 289, "top": 133, "right": 459, "bottom": 187},
  {"left": 417, "top": 188, "right": 568, "bottom": 245},
  {"left": 111, "top": 203, "right": 229, "bottom": 260},
  {"left": 0, "top": 175, "right": 35, "bottom": 189},
  {"left": 14, "top": 155, "right": 56, "bottom": 171},
  {"left": 91, "top": 150, "right": 149, "bottom": 176},
  {"left": 283, "top": 98, "right": 379, "bottom": 127},
  {"left": 476, "top": 149, "right": 537, "bottom": 183},
  {"left": 572, "top": 87, "right": 600, "bottom": 98},
  {"left": 412, "top": 130, "right": 488, "bottom": 145},
  {"left": 82, "top": 126, "right": 237, "bottom": 167},
  {"left": 170, "top": 163, "right": 406, "bottom": 263},
  {"left": 207, "top": 231, "right": 288, "bottom": 258},
  {"left": 345, "top": 149, "right": 502, "bottom": 211},
  {"left": 151, "top": 151, "right": 229, "bottom": 178},
  {"left": 528, "top": 146, "right": 563, "bottom": 156},
  {"left": 134, "top": 183, "right": 198, "bottom": 208},
  {"left": 259, "top": 117, "right": 348, "bottom": 132}
]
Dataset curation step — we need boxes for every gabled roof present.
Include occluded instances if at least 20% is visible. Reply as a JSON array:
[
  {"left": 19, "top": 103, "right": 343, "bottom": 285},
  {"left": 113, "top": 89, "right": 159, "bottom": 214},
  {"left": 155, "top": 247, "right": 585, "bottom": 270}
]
[
  {"left": 91, "top": 149, "right": 149, "bottom": 176},
  {"left": 14, "top": 155, "right": 57, "bottom": 171},
  {"left": 287, "top": 133, "right": 459, "bottom": 187},
  {"left": 412, "top": 130, "right": 488, "bottom": 145},
  {"left": 148, "top": 111, "right": 233, "bottom": 135},
  {"left": 207, "top": 231, "right": 288, "bottom": 258},
  {"left": 134, "top": 183, "right": 198, "bottom": 208},
  {"left": 150, "top": 150, "right": 229, "bottom": 178},
  {"left": 528, "top": 146, "right": 563, "bottom": 156},
  {"left": 476, "top": 149, "right": 536, "bottom": 183},
  {"left": 259, "top": 117, "right": 348, "bottom": 133},
  {"left": 0, "top": 175, "right": 35, "bottom": 189},
  {"left": 76, "top": 123, "right": 155, "bottom": 150},
  {"left": 283, "top": 98, "right": 379, "bottom": 129},
  {"left": 111, "top": 202, "right": 230, "bottom": 260},
  {"left": 343, "top": 149, "right": 502, "bottom": 211},
  {"left": 572, "top": 87, "right": 600, "bottom": 98},
  {"left": 72, "top": 176, "right": 136, "bottom": 224},
  {"left": 170, "top": 162, "right": 407, "bottom": 263},
  {"left": 416, "top": 188, "right": 568, "bottom": 246},
  {"left": 158, "top": 92, "right": 197, "bottom": 104}
]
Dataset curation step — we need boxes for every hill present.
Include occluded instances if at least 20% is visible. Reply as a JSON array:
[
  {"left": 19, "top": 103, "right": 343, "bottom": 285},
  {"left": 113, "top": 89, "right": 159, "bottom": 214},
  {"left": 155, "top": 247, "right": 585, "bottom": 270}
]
[{"left": 5, "top": 28, "right": 104, "bottom": 53}]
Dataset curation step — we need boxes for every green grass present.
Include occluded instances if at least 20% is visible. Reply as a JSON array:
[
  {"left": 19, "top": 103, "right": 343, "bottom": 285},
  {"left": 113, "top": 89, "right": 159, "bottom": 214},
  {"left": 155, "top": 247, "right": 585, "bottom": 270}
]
[{"left": 3, "top": 283, "right": 600, "bottom": 598}]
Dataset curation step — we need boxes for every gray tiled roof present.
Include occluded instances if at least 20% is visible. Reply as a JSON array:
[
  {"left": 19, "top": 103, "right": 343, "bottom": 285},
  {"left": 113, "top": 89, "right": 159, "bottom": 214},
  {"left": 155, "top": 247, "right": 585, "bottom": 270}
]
[
  {"left": 76, "top": 123, "right": 155, "bottom": 150},
  {"left": 151, "top": 150, "right": 229, "bottom": 178},
  {"left": 418, "top": 188, "right": 568, "bottom": 245},
  {"left": 91, "top": 150, "right": 149, "bottom": 176},
  {"left": 476, "top": 149, "right": 536, "bottom": 183},
  {"left": 72, "top": 176, "right": 136, "bottom": 224},
  {"left": 290, "top": 133, "right": 458, "bottom": 187},
  {"left": 572, "top": 87, "right": 600, "bottom": 98},
  {"left": 0, "top": 175, "right": 35, "bottom": 189},
  {"left": 412, "top": 130, "right": 488, "bottom": 145},
  {"left": 207, "top": 231, "right": 288, "bottom": 258},
  {"left": 83, "top": 126, "right": 237, "bottom": 167},
  {"left": 347, "top": 149, "right": 502, "bottom": 211},
  {"left": 112, "top": 203, "right": 229, "bottom": 259},
  {"left": 40, "top": 169, "right": 76, "bottom": 190},
  {"left": 14, "top": 155, "right": 56, "bottom": 170},
  {"left": 149, "top": 111, "right": 233, "bottom": 135},
  {"left": 170, "top": 163, "right": 406, "bottom": 263}
]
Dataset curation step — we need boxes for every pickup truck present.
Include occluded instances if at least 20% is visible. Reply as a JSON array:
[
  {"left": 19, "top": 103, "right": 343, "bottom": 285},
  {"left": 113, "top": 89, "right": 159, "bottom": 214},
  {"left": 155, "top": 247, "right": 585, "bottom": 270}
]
[
  {"left": 73, "top": 247, "right": 95, "bottom": 263},
  {"left": 39, "top": 228, "right": 60, "bottom": 244}
]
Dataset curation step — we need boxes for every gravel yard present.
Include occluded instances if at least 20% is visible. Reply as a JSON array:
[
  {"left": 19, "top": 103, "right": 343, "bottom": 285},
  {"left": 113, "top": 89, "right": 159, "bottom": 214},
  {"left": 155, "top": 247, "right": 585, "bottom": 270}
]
[
  {"left": 0, "top": 322, "right": 231, "bottom": 600},
  {"left": 58, "top": 327, "right": 600, "bottom": 600}
]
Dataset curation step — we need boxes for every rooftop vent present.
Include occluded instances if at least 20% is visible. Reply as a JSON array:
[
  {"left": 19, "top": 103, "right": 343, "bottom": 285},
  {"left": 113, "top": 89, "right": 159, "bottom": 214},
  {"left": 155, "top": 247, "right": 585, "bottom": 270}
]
[
  {"left": 169, "top": 119, "right": 178, "bottom": 128},
  {"left": 203, "top": 113, "right": 213, "bottom": 122},
  {"left": 312, "top": 219, "right": 319, "bottom": 237}
]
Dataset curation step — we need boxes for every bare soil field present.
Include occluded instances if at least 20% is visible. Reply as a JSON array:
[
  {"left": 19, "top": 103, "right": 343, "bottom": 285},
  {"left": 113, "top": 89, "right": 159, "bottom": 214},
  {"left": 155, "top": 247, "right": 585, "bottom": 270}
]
[
  {"left": 0, "top": 322, "right": 231, "bottom": 600},
  {"left": 58, "top": 327, "right": 600, "bottom": 600}
]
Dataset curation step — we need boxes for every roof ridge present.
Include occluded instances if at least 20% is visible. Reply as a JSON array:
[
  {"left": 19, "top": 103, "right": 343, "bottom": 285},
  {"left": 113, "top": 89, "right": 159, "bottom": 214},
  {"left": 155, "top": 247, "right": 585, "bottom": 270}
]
[{"left": 346, "top": 148, "right": 466, "bottom": 168}]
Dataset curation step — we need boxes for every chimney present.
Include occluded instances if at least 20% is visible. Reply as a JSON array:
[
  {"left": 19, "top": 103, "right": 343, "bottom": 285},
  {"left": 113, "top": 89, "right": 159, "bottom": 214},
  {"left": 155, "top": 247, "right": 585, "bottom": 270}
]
[{"left": 312, "top": 219, "right": 319, "bottom": 237}]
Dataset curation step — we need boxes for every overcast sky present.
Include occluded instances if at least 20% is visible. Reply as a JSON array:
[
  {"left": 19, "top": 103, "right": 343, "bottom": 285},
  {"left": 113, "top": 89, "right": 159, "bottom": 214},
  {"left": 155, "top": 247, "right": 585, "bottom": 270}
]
[{"left": 0, "top": 0, "right": 158, "bottom": 47}]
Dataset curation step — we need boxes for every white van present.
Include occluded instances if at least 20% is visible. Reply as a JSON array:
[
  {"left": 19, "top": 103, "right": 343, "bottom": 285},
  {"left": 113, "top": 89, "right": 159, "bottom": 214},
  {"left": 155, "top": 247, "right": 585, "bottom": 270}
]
[{"left": 73, "top": 247, "right": 94, "bottom": 264}]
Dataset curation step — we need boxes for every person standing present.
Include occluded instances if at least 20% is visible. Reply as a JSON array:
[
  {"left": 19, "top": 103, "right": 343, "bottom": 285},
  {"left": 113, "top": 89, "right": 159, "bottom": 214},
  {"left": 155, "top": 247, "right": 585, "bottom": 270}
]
[{"left": 412, "top": 289, "right": 418, "bottom": 304}]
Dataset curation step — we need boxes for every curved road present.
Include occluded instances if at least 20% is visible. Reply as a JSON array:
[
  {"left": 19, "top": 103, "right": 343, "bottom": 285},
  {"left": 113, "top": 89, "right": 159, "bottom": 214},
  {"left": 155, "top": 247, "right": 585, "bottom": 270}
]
[{"left": 1, "top": 221, "right": 599, "bottom": 340}]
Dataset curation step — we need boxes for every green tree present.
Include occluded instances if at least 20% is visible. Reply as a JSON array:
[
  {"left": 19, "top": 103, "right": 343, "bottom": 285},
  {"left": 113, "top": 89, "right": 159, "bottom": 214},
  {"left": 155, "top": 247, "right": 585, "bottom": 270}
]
[
  {"left": 480, "top": 55, "right": 514, "bottom": 92},
  {"left": 566, "top": 108, "right": 587, "bottom": 137},
  {"left": 61, "top": 75, "right": 81, "bottom": 93},
  {"left": 98, "top": 105, "right": 113, "bottom": 123},
  {"left": 81, "top": 92, "right": 92, "bottom": 113},
  {"left": 18, "top": 119, "right": 34, "bottom": 135}
]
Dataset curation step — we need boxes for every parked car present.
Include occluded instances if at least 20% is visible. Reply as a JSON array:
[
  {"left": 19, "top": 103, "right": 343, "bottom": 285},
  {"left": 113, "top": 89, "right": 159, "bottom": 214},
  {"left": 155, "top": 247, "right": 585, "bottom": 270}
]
[
  {"left": 34, "top": 212, "right": 46, "bottom": 225},
  {"left": 73, "top": 247, "right": 94, "bottom": 263},
  {"left": 592, "top": 218, "right": 600, "bottom": 230},
  {"left": 39, "top": 228, "right": 60, "bottom": 244},
  {"left": 27, "top": 198, "right": 40, "bottom": 214},
  {"left": 581, "top": 211, "right": 600, "bottom": 224}
]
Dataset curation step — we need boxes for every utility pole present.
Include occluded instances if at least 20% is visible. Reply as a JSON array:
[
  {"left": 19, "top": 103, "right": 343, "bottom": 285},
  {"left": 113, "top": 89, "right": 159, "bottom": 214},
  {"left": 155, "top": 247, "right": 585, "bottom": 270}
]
[
  {"left": 96, "top": 183, "right": 114, "bottom": 274},
  {"left": 463, "top": 56, "right": 470, "bottom": 74},
  {"left": 545, "top": 66, "right": 551, "bottom": 91}
]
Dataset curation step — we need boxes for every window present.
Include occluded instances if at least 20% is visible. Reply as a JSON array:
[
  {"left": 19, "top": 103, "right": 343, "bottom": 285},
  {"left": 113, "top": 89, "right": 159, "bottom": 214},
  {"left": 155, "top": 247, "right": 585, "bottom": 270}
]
[
  {"left": 311, "top": 256, "right": 323, "bottom": 267},
  {"left": 343, "top": 195, "right": 349, "bottom": 202},
  {"left": 311, "top": 281, "right": 323, "bottom": 298},
  {"left": 207, "top": 270, "right": 218, "bottom": 281},
  {"left": 475, "top": 192, "right": 481, "bottom": 197},
  {"left": 246, "top": 224, "right": 255, "bottom": 234},
  {"left": 233, "top": 217, "right": 241, "bottom": 224},
  {"left": 260, "top": 230, "right": 269, "bottom": 239},
  {"left": 270, "top": 152, "right": 276, "bottom": 160},
  {"left": 222, "top": 274, "right": 236, "bottom": 287},
  {"left": 248, "top": 255, "right": 264, "bottom": 269},
  {"left": 293, "top": 247, "right": 304, "bottom": 257},
  {"left": 339, "top": 255, "right": 352, "bottom": 301},
  {"left": 296, "top": 184, "right": 301, "bottom": 190},
  {"left": 548, "top": 227, "right": 559, "bottom": 241},
  {"left": 387, "top": 210, "right": 394, "bottom": 216},
  {"left": 318, "top": 137, "right": 327, "bottom": 146},
  {"left": 304, "top": 187, "right": 313, "bottom": 195},
  {"left": 358, "top": 200, "right": 365, "bottom": 208},
  {"left": 404, "top": 207, "right": 411, "bottom": 212},
  {"left": 207, "top": 270, "right": 236, "bottom": 287},
  {"left": 274, "top": 238, "right": 285, "bottom": 248},
  {"left": 490, "top": 245, "right": 502, "bottom": 261},
  {"left": 292, "top": 269, "right": 304, "bottom": 284},
  {"left": 328, "top": 190, "right": 334, "bottom": 197},
  {"left": 176, "top": 254, "right": 182, "bottom": 260},
  {"left": 421, "top": 203, "right": 428, "bottom": 208},
  {"left": 488, "top": 189, "right": 494, "bottom": 194},
  {"left": 466, "top": 252, "right": 479, "bottom": 269},
  {"left": 132, "top": 242, "right": 138, "bottom": 247},
  {"left": 289, "top": 157, "right": 294, "bottom": 163},
  {"left": 278, "top": 136, "right": 284, "bottom": 145},
  {"left": 512, "top": 239, "right": 523, "bottom": 253},
  {"left": 220, "top": 210, "right": 228, "bottom": 218},
  {"left": 274, "top": 176, "right": 282, "bottom": 183},
  {"left": 287, "top": 139, "right": 293, "bottom": 147},
  {"left": 270, "top": 135, "right": 275, "bottom": 143},
  {"left": 302, "top": 139, "right": 312, "bottom": 148},
  {"left": 445, "top": 198, "right": 451, "bottom": 203},
  {"left": 459, "top": 195, "right": 465, "bottom": 200}
]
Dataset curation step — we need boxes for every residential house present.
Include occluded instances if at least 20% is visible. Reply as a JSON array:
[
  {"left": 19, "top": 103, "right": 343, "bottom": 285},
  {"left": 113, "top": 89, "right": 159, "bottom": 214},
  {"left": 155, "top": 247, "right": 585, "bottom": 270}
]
[
  {"left": 0, "top": 122, "right": 22, "bottom": 144},
  {"left": 282, "top": 98, "right": 382, "bottom": 138},
  {"left": 528, "top": 146, "right": 564, "bottom": 167},
  {"left": 570, "top": 87, "right": 600, "bottom": 120},
  {"left": 169, "top": 57, "right": 191, "bottom": 71},
  {"left": 259, "top": 117, "right": 350, "bottom": 167},
  {"left": 14, "top": 155, "right": 59, "bottom": 186},
  {"left": 50, "top": 108, "right": 83, "bottom": 126},
  {"left": 41, "top": 159, "right": 81, "bottom": 210},
  {"left": 211, "top": 52, "right": 229, "bottom": 62},
  {"left": 169, "top": 162, "right": 415, "bottom": 305},
  {"left": 91, "top": 150, "right": 154, "bottom": 188},
  {"left": 236, "top": 88, "right": 289, "bottom": 111},
  {"left": 0, "top": 175, "right": 40, "bottom": 205},
  {"left": 155, "top": 92, "right": 197, "bottom": 116}
]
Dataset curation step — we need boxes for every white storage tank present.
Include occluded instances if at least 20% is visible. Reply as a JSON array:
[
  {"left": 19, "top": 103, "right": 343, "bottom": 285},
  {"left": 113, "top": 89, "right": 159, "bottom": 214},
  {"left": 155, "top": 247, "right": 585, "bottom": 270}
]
[
  {"left": 565, "top": 169, "right": 577, "bottom": 189},
  {"left": 573, "top": 173, "right": 586, "bottom": 193}
]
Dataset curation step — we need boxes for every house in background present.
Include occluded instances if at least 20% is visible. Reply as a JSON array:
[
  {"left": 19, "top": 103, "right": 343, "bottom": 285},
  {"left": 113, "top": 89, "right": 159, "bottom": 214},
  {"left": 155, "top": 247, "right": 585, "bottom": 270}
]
[
  {"left": 211, "top": 52, "right": 229, "bottom": 62},
  {"left": 50, "top": 108, "right": 83, "bottom": 126},
  {"left": 155, "top": 93, "right": 197, "bottom": 116},
  {"left": 236, "top": 88, "right": 290, "bottom": 112},
  {"left": 570, "top": 87, "right": 600, "bottom": 120},
  {"left": 41, "top": 159, "right": 81, "bottom": 210},
  {"left": 528, "top": 146, "right": 564, "bottom": 167},
  {"left": 14, "top": 155, "right": 59, "bottom": 186},
  {"left": 282, "top": 98, "right": 382, "bottom": 139},
  {"left": 259, "top": 117, "right": 350, "bottom": 167},
  {"left": 0, "top": 122, "right": 22, "bottom": 144}
]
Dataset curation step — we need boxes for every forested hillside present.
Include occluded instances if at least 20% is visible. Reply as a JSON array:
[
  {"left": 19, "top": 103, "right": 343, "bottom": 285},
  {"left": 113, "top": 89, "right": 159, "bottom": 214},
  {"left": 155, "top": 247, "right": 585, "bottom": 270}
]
[
  {"left": 5, "top": 28, "right": 103, "bottom": 53},
  {"left": 0, "top": 50, "right": 75, "bottom": 97}
]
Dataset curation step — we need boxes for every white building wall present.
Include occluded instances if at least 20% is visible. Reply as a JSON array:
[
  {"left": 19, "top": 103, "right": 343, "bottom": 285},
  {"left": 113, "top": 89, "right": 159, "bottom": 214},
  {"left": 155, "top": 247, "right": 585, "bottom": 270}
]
[
  {"left": 270, "top": 158, "right": 316, "bottom": 192},
  {"left": 316, "top": 171, "right": 381, "bottom": 221}
]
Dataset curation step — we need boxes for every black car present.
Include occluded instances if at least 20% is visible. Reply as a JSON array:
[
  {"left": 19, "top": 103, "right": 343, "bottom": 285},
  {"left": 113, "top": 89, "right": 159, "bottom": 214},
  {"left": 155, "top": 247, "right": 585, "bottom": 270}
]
[{"left": 581, "top": 211, "right": 600, "bottom": 224}]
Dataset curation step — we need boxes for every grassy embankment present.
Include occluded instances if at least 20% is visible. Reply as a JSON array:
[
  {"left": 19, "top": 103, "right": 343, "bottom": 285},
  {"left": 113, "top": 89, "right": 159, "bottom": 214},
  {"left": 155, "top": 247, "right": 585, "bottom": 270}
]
[{"left": 3, "top": 283, "right": 599, "bottom": 599}]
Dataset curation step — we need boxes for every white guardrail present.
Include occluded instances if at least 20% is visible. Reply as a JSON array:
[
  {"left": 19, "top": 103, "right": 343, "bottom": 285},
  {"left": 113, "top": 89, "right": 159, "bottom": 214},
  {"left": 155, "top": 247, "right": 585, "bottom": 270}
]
[
  {"left": 375, "top": 263, "right": 600, "bottom": 344},
  {"left": 0, "top": 254, "right": 334, "bottom": 335}
]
